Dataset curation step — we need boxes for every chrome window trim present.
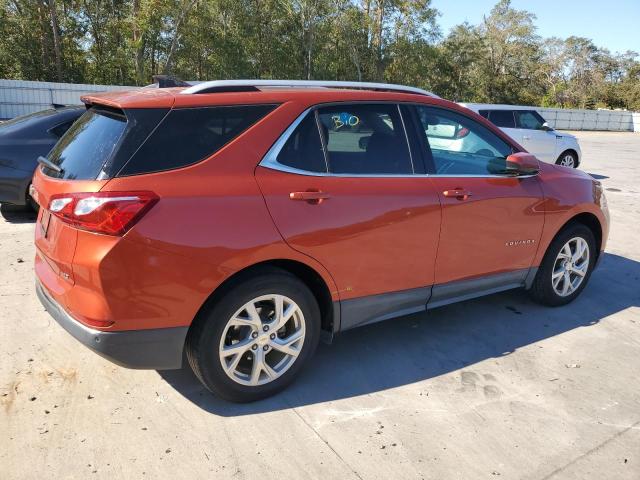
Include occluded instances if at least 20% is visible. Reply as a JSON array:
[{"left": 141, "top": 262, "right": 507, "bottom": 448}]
[{"left": 259, "top": 103, "right": 537, "bottom": 180}]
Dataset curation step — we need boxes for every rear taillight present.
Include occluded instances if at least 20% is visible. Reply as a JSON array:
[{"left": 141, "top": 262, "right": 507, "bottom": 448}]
[{"left": 48, "top": 191, "right": 158, "bottom": 236}]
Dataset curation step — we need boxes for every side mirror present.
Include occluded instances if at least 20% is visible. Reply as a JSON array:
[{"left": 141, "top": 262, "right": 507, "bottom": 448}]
[
  {"left": 505, "top": 152, "right": 540, "bottom": 176},
  {"left": 541, "top": 122, "right": 553, "bottom": 131}
]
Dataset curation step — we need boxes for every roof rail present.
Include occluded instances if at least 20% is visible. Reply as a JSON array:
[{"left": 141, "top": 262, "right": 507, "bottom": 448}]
[{"left": 180, "top": 80, "right": 439, "bottom": 97}]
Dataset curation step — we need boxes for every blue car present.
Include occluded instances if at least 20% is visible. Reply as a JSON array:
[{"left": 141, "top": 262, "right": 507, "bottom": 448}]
[{"left": 0, "top": 105, "right": 84, "bottom": 209}]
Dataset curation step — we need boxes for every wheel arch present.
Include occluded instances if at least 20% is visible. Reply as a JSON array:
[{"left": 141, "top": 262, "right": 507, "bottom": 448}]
[
  {"left": 549, "top": 212, "right": 603, "bottom": 260},
  {"left": 557, "top": 148, "right": 579, "bottom": 166},
  {"left": 188, "top": 259, "right": 337, "bottom": 342}
]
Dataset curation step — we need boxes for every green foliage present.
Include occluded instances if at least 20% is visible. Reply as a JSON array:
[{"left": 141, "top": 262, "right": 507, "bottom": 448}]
[{"left": 0, "top": 0, "right": 638, "bottom": 110}]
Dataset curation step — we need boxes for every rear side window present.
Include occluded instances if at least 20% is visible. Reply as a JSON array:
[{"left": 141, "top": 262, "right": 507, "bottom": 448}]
[
  {"left": 44, "top": 107, "right": 127, "bottom": 179},
  {"left": 316, "top": 104, "right": 413, "bottom": 174},
  {"left": 487, "top": 110, "right": 516, "bottom": 128},
  {"left": 120, "top": 104, "right": 276, "bottom": 176},
  {"left": 478, "top": 110, "right": 490, "bottom": 119},
  {"left": 276, "top": 113, "right": 327, "bottom": 172}
]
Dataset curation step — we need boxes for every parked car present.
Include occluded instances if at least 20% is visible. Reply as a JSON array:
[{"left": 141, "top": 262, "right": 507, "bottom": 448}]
[
  {"left": 32, "top": 80, "right": 609, "bottom": 402},
  {"left": 459, "top": 104, "right": 582, "bottom": 168},
  {"left": 0, "top": 106, "right": 84, "bottom": 209}
]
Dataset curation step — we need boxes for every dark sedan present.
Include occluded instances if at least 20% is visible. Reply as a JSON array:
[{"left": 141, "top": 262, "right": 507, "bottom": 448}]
[{"left": 0, "top": 106, "right": 84, "bottom": 208}]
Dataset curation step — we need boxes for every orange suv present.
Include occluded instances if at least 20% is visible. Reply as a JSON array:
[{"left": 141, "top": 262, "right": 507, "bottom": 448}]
[{"left": 33, "top": 80, "right": 609, "bottom": 402}]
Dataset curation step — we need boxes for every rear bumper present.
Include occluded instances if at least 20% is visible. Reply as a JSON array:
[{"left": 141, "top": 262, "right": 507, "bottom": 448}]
[{"left": 36, "top": 280, "right": 188, "bottom": 370}]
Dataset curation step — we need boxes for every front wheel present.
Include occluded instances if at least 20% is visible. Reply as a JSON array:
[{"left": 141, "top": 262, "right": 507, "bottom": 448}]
[
  {"left": 556, "top": 151, "right": 578, "bottom": 168},
  {"left": 529, "top": 224, "right": 596, "bottom": 306},
  {"left": 186, "top": 269, "right": 321, "bottom": 402}
]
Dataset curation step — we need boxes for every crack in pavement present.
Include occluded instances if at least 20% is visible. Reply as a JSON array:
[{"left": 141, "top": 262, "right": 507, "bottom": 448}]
[
  {"left": 291, "top": 407, "right": 364, "bottom": 480},
  {"left": 540, "top": 419, "right": 640, "bottom": 480}
]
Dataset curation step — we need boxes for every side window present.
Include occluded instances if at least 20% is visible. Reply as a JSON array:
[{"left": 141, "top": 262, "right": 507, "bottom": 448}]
[
  {"left": 487, "top": 110, "right": 516, "bottom": 128},
  {"left": 415, "top": 106, "right": 513, "bottom": 175},
  {"left": 49, "top": 120, "right": 75, "bottom": 138},
  {"left": 478, "top": 110, "right": 490, "bottom": 119},
  {"left": 515, "top": 110, "right": 545, "bottom": 130},
  {"left": 276, "top": 112, "right": 326, "bottom": 172},
  {"left": 120, "top": 104, "right": 276, "bottom": 176},
  {"left": 316, "top": 103, "right": 413, "bottom": 174}
]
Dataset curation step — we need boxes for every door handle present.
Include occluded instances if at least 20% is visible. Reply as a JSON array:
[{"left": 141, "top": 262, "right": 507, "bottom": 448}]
[
  {"left": 443, "top": 189, "right": 472, "bottom": 200},
  {"left": 289, "top": 190, "right": 330, "bottom": 205}
]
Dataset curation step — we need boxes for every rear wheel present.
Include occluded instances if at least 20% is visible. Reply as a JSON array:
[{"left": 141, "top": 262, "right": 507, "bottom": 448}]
[
  {"left": 529, "top": 224, "right": 596, "bottom": 306},
  {"left": 556, "top": 151, "right": 578, "bottom": 168},
  {"left": 186, "top": 269, "right": 320, "bottom": 402}
]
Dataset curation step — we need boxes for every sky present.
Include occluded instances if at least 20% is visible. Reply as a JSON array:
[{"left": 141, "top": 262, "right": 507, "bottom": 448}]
[{"left": 431, "top": 0, "right": 640, "bottom": 54}]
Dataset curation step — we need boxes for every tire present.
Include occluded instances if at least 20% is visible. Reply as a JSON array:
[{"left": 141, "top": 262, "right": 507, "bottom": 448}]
[
  {"left": 28, "top": 195, "right": 40, "bottom": 213},
  {"left": 27, "top": 184, "right": 39, "bottom": 212},
  {"left": 529, "top": 223, "right": 596, "bottom": 306},
  {"left": 186, "top": 268, "right": 321, "bottom": 402},
  {"left": 556, "top": 151, "right": 578, "bottom": 168}
]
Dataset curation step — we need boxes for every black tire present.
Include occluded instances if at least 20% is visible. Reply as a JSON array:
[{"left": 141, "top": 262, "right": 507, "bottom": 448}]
[
  {"left": 28, "top": 195, "right": 40, "bottom": 213},
  {"left": 27, "top": 184, "right": 39, "bottom": 212},
  {"left": 556, "top": 150, "right": 579, "bottom": 168},
  {"left": 529, "top": 223, "right": 596, "bottom": 306},
  {"left": 186, "top": 268, "right": 321, "bottom": 402}
]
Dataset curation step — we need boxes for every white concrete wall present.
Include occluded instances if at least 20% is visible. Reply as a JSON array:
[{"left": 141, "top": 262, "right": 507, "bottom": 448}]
[
  {"left": 0, "top": 79, "right": 133, "bottom": 119},
  {"left": 2, "top": 79, "right": 640, "bottom": 132},
  {"left": 533, "top": 107, "right": 638, "bottom": 132}
]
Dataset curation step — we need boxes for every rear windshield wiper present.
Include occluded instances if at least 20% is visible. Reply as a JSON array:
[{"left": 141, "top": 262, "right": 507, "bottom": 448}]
[{"left": 37, "top": 156, "right": 63, "bottom": 174}]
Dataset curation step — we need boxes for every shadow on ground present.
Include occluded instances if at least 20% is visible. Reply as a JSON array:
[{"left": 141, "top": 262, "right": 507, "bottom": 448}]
[
  {"left": 159, "top": 252, "right": 639, "bottom": 415},
  {"left": 587, "top": 173, "right": 609, "bottom": 180},
  {"left": 0, "top": 203, "right": 36, "bottom": 223}
]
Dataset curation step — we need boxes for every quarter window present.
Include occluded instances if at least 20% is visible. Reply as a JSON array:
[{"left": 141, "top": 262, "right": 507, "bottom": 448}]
[
  {"left": 316, "top": 104, "right": 413, "bottom": 174},
  {"left": 276, "top": 113, "right": 326, "bottom": 173},
  {"left": 120, "top": 104, "right": 276, "bottom": 176},
  {"left": 415, "top": 106, "right": 513, "bottom": 175}
]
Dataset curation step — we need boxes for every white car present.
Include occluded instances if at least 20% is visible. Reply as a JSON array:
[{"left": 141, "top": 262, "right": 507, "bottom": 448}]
[{"left": 459, "top": 104, "right": 582, "bottom": 168}]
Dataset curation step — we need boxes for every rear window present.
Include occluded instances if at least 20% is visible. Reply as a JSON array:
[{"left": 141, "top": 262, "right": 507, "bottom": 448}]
[
  {"left": 119, "top": 104, "right": 277, "bottom": 176},
  {"left": 43, "top": 107, "right": 127, "bottom": 179},
  {"left": 487, "top": 110, "right": 516, "bottom": 128}
]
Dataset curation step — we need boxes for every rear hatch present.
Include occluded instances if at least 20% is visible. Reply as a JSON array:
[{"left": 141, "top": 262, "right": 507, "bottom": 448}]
[{"left": 33, "top": 106, "right": 129, "bottom": 294}]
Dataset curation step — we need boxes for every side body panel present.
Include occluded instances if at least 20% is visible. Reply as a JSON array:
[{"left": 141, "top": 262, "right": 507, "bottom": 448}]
[
  {"left": 531, "top": 162, "right": 609, "bottom": 266},
  {"left": 427, "top": 175, "right": 546, "bottom": 285},
  {"left": 255, "top": 167, "right": 442, "bottom": 302},
  {"left": 519, "top": 129, "right": 557, "bottom": 163},
  {"left": 35, "top": 100, "right": 340, "bottom": 332}
]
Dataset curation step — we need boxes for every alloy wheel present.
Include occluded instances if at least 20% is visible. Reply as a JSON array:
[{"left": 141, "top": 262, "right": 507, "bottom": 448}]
[
  {"left": 218, "top": 294, "right": 306, "bottom": 386},
  {"left": 551, "top": 237, "right": 590, "bottom": 297},
  {"left": 559, "top": 154, "right": 576, "bottom": 168}
]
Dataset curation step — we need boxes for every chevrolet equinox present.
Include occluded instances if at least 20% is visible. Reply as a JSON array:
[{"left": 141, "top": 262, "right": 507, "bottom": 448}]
[{"left": 33, "top": 80, "right": 609, "bottom": 402}]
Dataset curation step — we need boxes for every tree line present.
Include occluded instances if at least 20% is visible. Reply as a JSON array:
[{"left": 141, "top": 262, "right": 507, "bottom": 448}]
[{"left": 1, "top": 0, "right": 638, "bottom": 110}]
